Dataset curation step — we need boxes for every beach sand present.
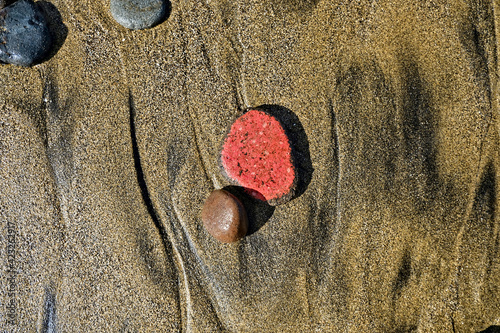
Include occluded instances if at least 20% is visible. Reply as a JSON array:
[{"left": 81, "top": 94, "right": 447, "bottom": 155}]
[{"left": 1, "top": 0, "right": 499, "bottom": 331}]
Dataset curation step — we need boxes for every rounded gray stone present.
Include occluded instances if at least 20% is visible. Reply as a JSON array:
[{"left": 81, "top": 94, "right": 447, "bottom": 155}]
[
  {"left": 110, "top": 0, "right": 168, "bottom": 30},
  {"left": 0, "top": 0, "right": 53, "bottom": 66}
]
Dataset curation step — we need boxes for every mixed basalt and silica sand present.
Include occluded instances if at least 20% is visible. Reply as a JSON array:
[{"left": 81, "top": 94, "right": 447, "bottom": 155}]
[{"left": 0, "top": 0, "right": 499, "bottom": 331}]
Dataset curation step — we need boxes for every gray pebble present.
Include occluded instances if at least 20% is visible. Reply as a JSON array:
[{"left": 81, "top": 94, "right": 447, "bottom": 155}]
[
  {"left": 0, "top": 0, "right": 53, "bottom": 66},
  {"left": 110, "top": 0, "right": 168, "bottom": 30}
]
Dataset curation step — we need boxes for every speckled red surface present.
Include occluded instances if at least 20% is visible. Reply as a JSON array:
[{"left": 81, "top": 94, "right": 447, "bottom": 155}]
[{"left": 221, "top": 110, "right": 295, "bottom": 201}]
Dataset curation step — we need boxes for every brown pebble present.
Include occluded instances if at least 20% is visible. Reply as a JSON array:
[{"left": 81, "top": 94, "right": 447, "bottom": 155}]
[{"left": 201, "top": 189, "right": 248, "bottom": 243}]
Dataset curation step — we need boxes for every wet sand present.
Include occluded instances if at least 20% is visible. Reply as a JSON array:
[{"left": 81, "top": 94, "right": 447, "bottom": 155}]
[{"left": 1, "top": 0, "right": 499, "bottom": 331}]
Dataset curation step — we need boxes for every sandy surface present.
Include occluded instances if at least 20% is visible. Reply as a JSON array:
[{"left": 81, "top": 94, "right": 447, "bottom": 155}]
[{"left": 1, "top": 0, "right": 500, "bottom": 331}]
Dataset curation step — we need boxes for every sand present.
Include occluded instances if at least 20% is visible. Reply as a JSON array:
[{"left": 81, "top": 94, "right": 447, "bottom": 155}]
[{"left": 0, "top": 0, "right": 499, "bottom": 331}]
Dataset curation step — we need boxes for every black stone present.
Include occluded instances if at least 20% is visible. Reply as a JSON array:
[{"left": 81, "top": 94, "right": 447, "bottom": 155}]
[{"left": 0, "top": 0, "right": 53, "bottom": 66}]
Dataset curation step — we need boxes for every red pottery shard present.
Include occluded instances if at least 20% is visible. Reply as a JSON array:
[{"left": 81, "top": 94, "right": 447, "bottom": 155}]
[{"left": 220, "top": 109, "right": 296, "bottom": 206}]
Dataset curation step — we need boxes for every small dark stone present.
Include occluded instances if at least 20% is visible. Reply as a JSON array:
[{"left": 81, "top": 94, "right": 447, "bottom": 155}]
[
  {"left": 110, "top": 0, "right": 168, "bottom": 30},
  {"left": 0, "top": 0, "right": 53, "bottom": 66},
  {"left": 201, "top": 189, "right": 248, "bottom": 243}
]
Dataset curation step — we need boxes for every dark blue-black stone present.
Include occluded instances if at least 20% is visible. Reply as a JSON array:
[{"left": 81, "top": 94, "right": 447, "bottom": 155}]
[{"left": 0, "top": 0, "right": 52, "bottom": 66}]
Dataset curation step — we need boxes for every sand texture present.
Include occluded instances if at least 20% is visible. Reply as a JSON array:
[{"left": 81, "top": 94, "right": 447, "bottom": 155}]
[{"left": 1, "top": 0, "right": 500, "bottom": 331}]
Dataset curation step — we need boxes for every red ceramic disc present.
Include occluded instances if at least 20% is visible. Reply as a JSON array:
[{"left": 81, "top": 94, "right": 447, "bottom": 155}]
[{"left": 221, "top": 109, "right": 295, "bottom": 204}]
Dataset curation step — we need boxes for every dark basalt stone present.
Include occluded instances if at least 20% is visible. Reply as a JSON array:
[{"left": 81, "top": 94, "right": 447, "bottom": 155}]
[
  {"left": 201, "top": 189, "right": 248, "bottom": 243},
  {"left": 0, "top": 0, "right": 53, "bottom": 66},
  {"left": 110, "top": 0, "right": 169, "bottom": 30}
]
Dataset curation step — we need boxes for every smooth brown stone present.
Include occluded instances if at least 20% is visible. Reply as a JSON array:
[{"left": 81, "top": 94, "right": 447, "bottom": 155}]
[{"left": 201, "top": 190, "right": 248, "bottom": 243}]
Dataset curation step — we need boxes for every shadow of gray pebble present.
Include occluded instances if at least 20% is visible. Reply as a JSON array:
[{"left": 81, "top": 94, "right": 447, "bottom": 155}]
[
  {"left": 222, "top": 185, "right": 275, "bottom": 236},
  {"left": 36, "top": 1, "right": 67, "bottom": 63},
  {"left": 253, "top": 104, "right": 314, "bottom": 202},
  {"left": 160, "top": 0, "right": 172, "bottom": 26}
]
